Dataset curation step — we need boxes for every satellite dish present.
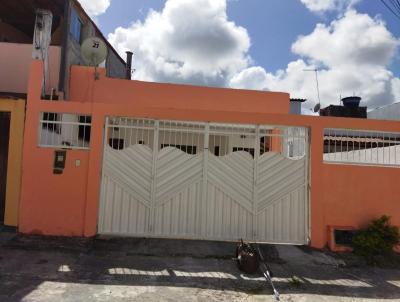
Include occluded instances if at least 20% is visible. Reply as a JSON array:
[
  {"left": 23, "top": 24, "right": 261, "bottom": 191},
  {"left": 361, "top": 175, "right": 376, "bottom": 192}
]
[
  {"left": 81, "top": 37, "right": 108, "bottom": 66},
  {"left": 313, "top": 103, "right": 321, "bottom": 113}
]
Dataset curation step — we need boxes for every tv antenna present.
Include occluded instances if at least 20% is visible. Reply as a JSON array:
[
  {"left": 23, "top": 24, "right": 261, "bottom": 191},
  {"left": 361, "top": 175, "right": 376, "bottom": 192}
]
[
  {"left": 81, "top": 37, "right": 108, "bottom": 80},
  {"left": 304, "top": 68, "right": 321, "bottom": 113}
]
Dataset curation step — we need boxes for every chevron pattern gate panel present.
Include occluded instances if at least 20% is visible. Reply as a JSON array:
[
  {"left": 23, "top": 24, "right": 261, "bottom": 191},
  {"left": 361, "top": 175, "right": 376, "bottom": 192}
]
[
  {"left": 99, "top": 144, "right": 152, "bottom": 235},
  {"left": 205, "top": 152, "right": 254, "bottom": 241},
  {"left": 98, "top": 118, "right": 309, "bottom": 244},
  {"left": 256, "top": 153, "right": 307, "bottom": 243},
  {"left": 153, "top": 147, "right": 203, "bottom": 238}
]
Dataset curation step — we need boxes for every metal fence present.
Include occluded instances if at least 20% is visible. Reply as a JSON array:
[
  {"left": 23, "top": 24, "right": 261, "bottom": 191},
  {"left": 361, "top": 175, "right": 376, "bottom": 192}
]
[
  {"left": 38, "top": 112, "right": 92, "bottom": 150},
  {"left": 106, "top": 117, "right": 308, "bottom": 159},
  {"left": 323, "top": 128, "right": 400, "bottom": 167}
]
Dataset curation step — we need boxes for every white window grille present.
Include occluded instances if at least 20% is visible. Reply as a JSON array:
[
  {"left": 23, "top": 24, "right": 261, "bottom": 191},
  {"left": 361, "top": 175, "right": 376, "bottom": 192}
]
[
  {"left": 39, "top": 112, "right": 92, "bottom": 149},
  {"left": 324, "top": 128, "right": 400, "bottom": 167},
  {"left": 105, "top": 117, "right": 308, "bottom": 159}
]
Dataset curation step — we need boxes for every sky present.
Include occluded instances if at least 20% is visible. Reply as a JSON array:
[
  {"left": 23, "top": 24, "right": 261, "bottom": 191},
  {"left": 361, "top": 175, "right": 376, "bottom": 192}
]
[{"left": 78, "top": 0, "right": 400, "bottom": 112}]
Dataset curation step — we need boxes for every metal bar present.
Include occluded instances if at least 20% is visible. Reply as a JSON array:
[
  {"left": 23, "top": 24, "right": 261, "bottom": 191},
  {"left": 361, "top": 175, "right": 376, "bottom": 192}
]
[
  {"left": 252, "top": 125, "right": 260, "bottom": 240},
  {"left": 201, "top": 123, "right": 210, "bottom": 236},
  {"left": 325, "top": 161, "right": 400, "bottom": 168},
  {"left": 38, "top": 144, "right": 91, "bottom": 150},
  {"left": 38, "top": 113, "right": 44, "bottom": 147},
  {"left": 98, "top": 117, "right": 110, "bottom": 232},
  {"left": 304, "top": 128, "right": 310, "bottom": 243},
  {"left": 149, "top": 121, "right": 160, "bottom": 234},
  {"left": 39, "top": 120, "right": 92, "bottom": 126},
  {"left": 256, "top": 244, "right": 280, "bottom": 301}
]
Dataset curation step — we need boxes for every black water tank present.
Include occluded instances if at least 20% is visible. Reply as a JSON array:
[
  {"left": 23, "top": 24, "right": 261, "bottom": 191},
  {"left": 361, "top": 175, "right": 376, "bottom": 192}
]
[{"left": 342, "top": 96, "right": 361, "bottom": 109}]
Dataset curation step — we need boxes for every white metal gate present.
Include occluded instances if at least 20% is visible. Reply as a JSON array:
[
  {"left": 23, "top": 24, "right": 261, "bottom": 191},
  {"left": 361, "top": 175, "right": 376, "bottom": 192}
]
[{"left": 98, "top": 118, "right": 309, "bottom": 244}]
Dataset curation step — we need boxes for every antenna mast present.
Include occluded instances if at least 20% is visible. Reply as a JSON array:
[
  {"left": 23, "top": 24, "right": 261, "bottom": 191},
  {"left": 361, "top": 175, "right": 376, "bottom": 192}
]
[{"left": 304, "top": 69, "right": 321, "bottom": 113}]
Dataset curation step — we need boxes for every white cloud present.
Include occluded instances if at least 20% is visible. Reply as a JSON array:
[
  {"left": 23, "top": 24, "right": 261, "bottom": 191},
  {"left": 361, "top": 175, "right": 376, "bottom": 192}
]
[
  {"left": 108, "top": 0, "right": 250, "bottom": 87},
  {"left": 300, "top": 0, "right": 360, "bottom": 13},
  {"left": 108, "top": 1, "right": 399, "bottom": 110},
  {"left": 230, "top": 10, "right": 400, "bottom": 109},
  {"left": 229, "top": 66, "right": 269, "bottom": 90},
  {"left": 391, "top": 78, "right": 400, "bottom": 100},
  {"left": 77, "top": 0, "right": 111, "bottom": 18},
  {"left": 292, "top": 10, "right": 397, "bottom": 68}
]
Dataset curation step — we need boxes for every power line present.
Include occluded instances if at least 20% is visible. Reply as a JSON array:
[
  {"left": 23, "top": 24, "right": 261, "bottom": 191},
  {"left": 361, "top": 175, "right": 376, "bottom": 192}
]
[
  {"left": 392, "top": 0, "right": 400, "bottom": 11},
  {"left": 380, "top": 0, "right": 400, "bottom": 20},
  {"left": 388, "top": 0, "right": 400, "bottom": 14},
  {"left": 389, "top": 0, "right": 400, "bottom": 14}
]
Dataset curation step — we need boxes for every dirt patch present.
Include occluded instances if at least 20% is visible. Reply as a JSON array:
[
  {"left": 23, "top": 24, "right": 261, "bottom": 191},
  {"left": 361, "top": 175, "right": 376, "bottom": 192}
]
[
  {"left": 326, "top": 249, "right": 400, "bottom": 269},
  {"left": 4, "top": 234, "right": 94, "bottom": 254}
]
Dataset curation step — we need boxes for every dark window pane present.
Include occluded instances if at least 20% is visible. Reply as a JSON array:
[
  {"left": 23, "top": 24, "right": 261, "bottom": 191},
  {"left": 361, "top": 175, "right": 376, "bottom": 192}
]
[
  {"left": 233, "top": 147, "right": 255, "bottom": 157},
  {"left": 161, "top": 144, "right": 197, "bottom": 155},
  {"left": 70, "top": 8, "right": 82, "bottom": 43},
  {"left": 334, "top": 230, "right": 356, "bottom": 246},
  {"left": 42, "top": 112, "right": 60, "bottom": 133},
  {"left": 78, "top": 116, "right": 91, "bottom": 142},
  {"left": 109, "top": 138, "right": 124, "bottom": 150}
]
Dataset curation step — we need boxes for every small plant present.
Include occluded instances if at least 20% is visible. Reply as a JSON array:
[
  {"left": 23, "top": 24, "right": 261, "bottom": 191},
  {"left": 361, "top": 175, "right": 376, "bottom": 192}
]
[
  {"left": 352, "top": 215, "right": 400, "bottom": 264},
  {"left": 288, "top": 276, "right": 302, "bottom": 287}
]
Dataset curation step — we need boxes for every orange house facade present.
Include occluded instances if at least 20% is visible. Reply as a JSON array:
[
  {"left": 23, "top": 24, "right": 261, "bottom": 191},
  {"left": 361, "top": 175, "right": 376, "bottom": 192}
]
[{"left": 16, "top": 60, "right": 400, "bottom": 250}]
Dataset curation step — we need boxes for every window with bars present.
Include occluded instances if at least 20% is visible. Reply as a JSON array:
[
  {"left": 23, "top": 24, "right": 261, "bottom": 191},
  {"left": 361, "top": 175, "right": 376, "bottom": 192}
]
[
  {"left": 39, "top": 113, "right": 92, "bottom": 149},
  {"left": 323, "top": 128, "right": 400, "bottom": 167},
  {"left": 42, "top": 112, "right": 61, "bottom": 134}
]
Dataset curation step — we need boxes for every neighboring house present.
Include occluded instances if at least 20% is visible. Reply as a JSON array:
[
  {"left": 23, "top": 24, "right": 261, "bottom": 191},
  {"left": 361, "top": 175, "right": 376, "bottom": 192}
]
[
  {"left": 320, "top": 96, "right": 367, "bottom": 119},
  {"left": 0, "top": 0, "right": 127, "bottom": 227},
  {"left": 0, "top": 0, "right": 127, "bottom": 99},
  {"left": 368, "top": 102, "right": 400, "bottom": 121}
]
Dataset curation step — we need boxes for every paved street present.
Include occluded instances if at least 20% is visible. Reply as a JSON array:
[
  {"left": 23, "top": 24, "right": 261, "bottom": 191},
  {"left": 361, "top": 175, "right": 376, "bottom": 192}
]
[{"left": 0, "top": 232, "right": 399, "bottom": 301}]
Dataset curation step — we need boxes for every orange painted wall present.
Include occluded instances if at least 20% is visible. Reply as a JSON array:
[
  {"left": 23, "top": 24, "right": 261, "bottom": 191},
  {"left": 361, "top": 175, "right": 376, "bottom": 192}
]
[
  {"left": 18, "top": 60, "right": 400, "bottom": 249},
  {"left": 18, "top": 64, "right": 90, "bottom": 235},
  {"left": 69, "top": 65, "right": 290, "bottom": 115},
  {"left": 18, "top": 148, "right": 89, "bottom": 236},
  {"left": 321, "top": 164, "right": 400, "bottom": 229}
]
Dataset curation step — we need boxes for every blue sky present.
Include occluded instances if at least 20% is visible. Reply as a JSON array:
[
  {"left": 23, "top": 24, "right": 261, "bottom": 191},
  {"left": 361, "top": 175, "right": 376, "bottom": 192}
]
[
  {"left": 97, "top": 0, "right": 400, "bottom": 76},
  {"left": 79, "top": 0, "right": 400, "bottom": 109}
]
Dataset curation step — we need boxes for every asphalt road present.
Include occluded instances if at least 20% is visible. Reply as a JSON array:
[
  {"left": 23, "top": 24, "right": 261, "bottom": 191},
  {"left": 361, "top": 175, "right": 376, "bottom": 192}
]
[{"left": 0, "top": 233, "right": 399, "bottom": 301}]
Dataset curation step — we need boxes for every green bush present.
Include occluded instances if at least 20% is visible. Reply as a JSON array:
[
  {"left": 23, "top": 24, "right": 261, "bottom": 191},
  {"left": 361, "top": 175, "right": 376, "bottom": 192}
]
[{"left": 352, "top": 215, "right": 400, "bottom": 263}]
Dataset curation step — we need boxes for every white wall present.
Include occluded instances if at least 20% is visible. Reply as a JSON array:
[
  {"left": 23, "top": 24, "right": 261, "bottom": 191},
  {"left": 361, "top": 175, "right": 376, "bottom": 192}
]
[{"left": 368, "top": 102, "right": 400, "bottom": 121}]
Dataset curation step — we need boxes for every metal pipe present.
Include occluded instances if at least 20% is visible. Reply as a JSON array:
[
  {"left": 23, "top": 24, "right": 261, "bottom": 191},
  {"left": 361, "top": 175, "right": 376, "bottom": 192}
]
[
  {"left": 125, "top": 51, "right": 133, "bottom": 80},
  {"left": 58, "top": 0, "right": 71, "bottom": 97}
]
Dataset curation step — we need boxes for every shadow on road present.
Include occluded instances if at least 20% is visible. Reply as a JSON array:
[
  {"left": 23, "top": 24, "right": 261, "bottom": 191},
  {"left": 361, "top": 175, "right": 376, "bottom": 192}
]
[{"left": 0, "top": 234, "right": 399, "bottom": 301}]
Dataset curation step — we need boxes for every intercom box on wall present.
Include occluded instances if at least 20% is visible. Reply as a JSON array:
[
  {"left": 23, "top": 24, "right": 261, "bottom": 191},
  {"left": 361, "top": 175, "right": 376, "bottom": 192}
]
[{"left": 53, "top": 150, "right": 66, "bottom": 174}]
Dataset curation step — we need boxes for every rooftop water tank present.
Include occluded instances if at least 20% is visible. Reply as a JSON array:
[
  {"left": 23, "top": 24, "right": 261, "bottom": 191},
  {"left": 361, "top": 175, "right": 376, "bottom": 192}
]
[{"left": 342, "top": 96, "right": 361, "bottom": 109}]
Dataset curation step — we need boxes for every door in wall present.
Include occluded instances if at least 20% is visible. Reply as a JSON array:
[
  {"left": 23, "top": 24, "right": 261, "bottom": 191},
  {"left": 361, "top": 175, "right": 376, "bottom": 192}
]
[{"left": 0, "top": 112, "right": 11, "bottom": 224}]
